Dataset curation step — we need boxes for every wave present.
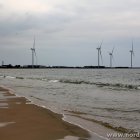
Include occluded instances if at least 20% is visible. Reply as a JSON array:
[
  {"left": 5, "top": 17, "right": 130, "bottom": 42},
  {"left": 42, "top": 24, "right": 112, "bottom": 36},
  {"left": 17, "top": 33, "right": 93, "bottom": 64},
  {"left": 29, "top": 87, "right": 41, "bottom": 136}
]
[
  {"left": 90, "top": 119, "right": 134, "bottom": 133},
  {"left": 0, "top": 75, "right": 24, "bottom": 79},
  {"left": 1, "top": 74, "right": 140, "bottom": 90},
  {"left": 16, "top": 77, "right": 24, "bottom": 79},
  {"left": 6, "top": 76, "right": 16, "bottom": 79},
  {"left": 48, "top": 80, "right": 59, "bottom": 83},
  {"left": 59, "top": 79, "right": 140, "bottom": 90},
  {"left": 91, "top": 107, "right": 140, "bottom": 113},
  {"left": 30, "top": 96, "right": 45, "bottom": 101},
  {"left": 67, "top": 112, "right": 136, "bottom": 133}
]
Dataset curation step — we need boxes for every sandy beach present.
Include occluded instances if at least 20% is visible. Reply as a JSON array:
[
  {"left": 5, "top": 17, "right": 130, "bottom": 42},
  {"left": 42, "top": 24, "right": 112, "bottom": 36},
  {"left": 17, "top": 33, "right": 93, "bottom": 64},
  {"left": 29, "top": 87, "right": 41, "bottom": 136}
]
[{"left": 0, "top": 87, "right": 90, "bottom": 140}]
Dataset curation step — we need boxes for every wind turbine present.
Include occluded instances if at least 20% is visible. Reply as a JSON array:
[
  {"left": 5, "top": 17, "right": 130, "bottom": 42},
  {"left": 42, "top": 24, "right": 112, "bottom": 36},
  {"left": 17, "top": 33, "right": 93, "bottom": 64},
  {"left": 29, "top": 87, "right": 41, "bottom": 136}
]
[
  {"left": 31, "top": 37, "right": 37, "bottom": 68},
  {"left": 129, "top": 40, "right": 134, "bottom": 68},
  {"left": 96, "top": 41, "right": 103, "bottom": 68},
  {"left": 109, "top": 47, "right": 114, "bottom": 68}
]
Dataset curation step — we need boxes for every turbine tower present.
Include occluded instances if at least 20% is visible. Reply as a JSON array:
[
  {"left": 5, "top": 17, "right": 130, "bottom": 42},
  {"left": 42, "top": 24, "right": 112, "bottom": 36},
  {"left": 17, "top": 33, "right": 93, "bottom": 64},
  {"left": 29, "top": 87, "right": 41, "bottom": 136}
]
[
  {"left": 130, "top": 40, "right": 134, "bottom": 68},
  {"left": 109, "top": 47, "right": 114, "bottom": 68},
  {"left": 96, "top": 41, "right": 103, "bottom": 68},
  {"left": 31, "top": 37, "right": 37, "bottom": 68}
]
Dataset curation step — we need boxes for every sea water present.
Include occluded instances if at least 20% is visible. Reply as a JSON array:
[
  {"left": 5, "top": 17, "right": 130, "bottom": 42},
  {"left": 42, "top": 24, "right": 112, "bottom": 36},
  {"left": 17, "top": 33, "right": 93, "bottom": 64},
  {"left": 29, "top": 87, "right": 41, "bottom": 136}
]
[{"left": 0, "top": 69, "right": 140, "bottom": 139}]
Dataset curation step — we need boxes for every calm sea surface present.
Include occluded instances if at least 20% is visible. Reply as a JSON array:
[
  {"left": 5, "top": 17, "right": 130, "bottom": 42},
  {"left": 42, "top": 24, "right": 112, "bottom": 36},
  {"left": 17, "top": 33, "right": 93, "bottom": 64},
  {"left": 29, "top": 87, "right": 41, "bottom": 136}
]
[{"left": 0, "top": 69, "right": 140, "bottom": 139}]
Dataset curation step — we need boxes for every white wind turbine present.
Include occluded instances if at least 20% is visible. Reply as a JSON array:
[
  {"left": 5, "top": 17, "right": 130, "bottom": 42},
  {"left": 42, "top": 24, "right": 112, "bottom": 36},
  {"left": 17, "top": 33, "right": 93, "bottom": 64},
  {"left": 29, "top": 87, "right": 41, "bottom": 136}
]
[
  {"left": 96, "top": 41, "right": 103, "bottom": 68},
  {"left": 130, "top": 40, "right": 134, "bottom": 68},
  {"left": 109, "top": 47, "right": 114, "bottom": 68},
  {"left": 31, "top": 37, "right": 37, "bottom": 68}
]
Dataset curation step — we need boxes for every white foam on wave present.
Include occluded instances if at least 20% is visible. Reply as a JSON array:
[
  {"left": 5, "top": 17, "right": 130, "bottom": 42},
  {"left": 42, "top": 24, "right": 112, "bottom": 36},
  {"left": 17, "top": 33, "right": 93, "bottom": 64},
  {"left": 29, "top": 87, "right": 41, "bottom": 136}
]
[
  {"left": 41, "top": 105, "right": 46, "bottom": 108},
  {"left": 49, "top": 80, "right": 59, "bottom": 83},
  {"left": 6, "top": 76, "right": 16, "bottom": 79}
]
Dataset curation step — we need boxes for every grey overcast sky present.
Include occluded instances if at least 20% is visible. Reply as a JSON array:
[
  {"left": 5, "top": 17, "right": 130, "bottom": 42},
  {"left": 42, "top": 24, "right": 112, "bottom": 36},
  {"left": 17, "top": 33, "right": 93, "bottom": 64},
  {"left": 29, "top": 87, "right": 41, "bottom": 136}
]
[{"left": 0, "top": 0, "right": 140, "bottom": 67}]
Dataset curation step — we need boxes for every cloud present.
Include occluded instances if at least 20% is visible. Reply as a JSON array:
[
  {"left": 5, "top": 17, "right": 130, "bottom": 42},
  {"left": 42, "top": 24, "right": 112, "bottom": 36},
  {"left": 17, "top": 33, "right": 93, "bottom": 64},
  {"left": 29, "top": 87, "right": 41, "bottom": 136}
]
[{"left": 0, "top": 0, "right": 140, "bottom": 66}]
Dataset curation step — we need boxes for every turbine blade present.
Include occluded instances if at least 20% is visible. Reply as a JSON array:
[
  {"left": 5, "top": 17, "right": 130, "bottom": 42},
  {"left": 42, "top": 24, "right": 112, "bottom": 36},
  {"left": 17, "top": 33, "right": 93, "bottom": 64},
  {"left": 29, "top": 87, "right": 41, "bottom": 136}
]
[
  {"left": 112, "top": 54, "right": 115, "bottom": 62},
  {"left": 34, "top": 50, "right": 38, "bottom": 65},
  {"left": 112, "top": 47, "right": 115, "bottom": 54},
  {"left": 99, "top": 40, "right": 103, "bottom": 49},
  {"left": 33, "top": 36, "right": 35, "bottom": 49},
  {"left": 133, "top": 51, "right": 135, "bottom": 56},
  {"left": 33, "top": 36, "right": 37, "bottom": 65},
  {"left": 100, "top": 50, "right": 103, "bottom": 64},
  {"left": 132, "top": 40, "right": 133, "bottom": 51},
  {"left": 132, "top": 40, "right": 134, "bottom": 56},
  {"left": 34, "top": 50, "right": 36, "bottom": 56}
]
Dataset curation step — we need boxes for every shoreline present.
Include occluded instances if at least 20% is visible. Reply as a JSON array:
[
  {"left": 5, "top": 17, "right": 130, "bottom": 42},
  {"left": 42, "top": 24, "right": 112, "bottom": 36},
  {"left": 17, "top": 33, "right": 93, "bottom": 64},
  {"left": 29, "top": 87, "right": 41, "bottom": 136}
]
[{"left": 0, "top": 86, "right": 90, "bottom": 140}]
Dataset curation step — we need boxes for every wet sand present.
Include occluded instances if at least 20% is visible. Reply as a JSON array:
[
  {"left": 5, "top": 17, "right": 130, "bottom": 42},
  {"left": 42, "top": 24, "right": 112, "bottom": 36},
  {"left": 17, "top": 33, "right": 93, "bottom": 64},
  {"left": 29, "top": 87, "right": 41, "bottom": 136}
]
[{"left": 0, "top": 87, "right": 90, "bottom": 140}]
